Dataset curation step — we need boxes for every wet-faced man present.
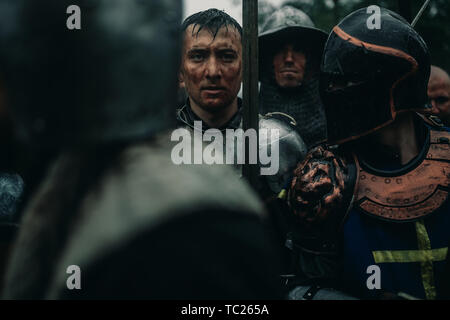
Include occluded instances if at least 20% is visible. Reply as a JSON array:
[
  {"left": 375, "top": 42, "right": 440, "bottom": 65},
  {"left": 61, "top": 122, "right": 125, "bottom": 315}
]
[
  {"left": 178, "top": 9, "right": 242, "bottom": 129},
  {"left": 177, "top": 9, "right": 307, "bottom": 200}
]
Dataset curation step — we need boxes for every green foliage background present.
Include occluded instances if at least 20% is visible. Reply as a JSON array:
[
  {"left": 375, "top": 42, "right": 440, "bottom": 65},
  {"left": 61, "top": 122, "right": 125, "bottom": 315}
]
[{"left": 257, "top": 0, "right": 450, "bottom": 72}]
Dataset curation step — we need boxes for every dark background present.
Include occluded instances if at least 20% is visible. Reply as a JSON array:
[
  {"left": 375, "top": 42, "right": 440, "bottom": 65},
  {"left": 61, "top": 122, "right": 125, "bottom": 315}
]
[{"left": 253, "top": 0, "right": 450, "bottom": 73}]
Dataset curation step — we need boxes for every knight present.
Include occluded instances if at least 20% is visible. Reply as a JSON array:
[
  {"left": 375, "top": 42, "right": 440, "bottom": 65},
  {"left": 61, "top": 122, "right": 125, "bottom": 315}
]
[{"left": 285, "top": 7, "right": 450, "bottom": 299}]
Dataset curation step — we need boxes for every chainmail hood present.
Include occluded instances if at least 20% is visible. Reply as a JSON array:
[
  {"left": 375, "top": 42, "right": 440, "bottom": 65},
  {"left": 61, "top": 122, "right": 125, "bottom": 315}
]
[
  {"left": 258, "top": 6, "right": 328, "bottom": 148},
  {"left": 259, "top": 69, "right": 327, "bottom": 148}
]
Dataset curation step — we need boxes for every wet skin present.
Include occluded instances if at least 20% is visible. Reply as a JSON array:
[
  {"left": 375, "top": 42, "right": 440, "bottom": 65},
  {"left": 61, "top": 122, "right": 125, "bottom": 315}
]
[{"left": 179, "top": 25, "right": 242, "bottom": 123}]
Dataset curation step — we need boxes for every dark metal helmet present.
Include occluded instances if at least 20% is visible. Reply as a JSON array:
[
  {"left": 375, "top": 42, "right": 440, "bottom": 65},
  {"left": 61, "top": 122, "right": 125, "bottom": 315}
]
[
  {"left": 320, "top": 7, "right": 431, "bottom": 145},
  {"left": 0, "top": 0, "right": 182, "bottom": 147},
  {"left": 259, "top": 5, "right": 328, "bottom": 76}
]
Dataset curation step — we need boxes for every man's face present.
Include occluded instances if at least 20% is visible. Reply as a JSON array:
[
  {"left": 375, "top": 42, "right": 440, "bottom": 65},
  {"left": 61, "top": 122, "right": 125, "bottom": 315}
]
[
  {"left": 427, "top": 72, "right": 450, "bottom": 124},
  {"left": 273, "top": 43, "right": 306, "bottom": 88},
  {"left": 179, "top": 25, "right": 242, "bottom": 113}
]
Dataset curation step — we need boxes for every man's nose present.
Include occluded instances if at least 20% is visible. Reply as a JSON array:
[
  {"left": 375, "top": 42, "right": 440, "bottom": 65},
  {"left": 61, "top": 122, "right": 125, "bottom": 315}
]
[
  {"left": 430, "top": 100, "right": 440, "bottom": 115},
  {"left": 284, "top": 48, "right": 294, "bottom": 63},
  {"left": 205, "top": 57, "right": 221, "bottom": 79}
]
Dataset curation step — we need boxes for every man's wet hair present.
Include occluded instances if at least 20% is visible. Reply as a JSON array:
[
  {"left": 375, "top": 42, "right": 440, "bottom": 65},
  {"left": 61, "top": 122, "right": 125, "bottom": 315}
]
[{"left": 182, "top": 8, "right": 242, "bottom": 40}]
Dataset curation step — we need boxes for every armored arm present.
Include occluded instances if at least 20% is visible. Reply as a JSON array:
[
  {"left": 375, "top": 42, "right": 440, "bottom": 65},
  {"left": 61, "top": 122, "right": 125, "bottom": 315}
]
[{"left": 283, "top": 146, "right": 357, "bottom": 287}]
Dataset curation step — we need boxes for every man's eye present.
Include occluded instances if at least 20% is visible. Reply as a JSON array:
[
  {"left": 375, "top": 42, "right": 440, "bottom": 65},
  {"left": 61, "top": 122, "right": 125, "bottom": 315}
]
[
  {"left": 221, "top": 53, "right": 236, "bottom": 62},
  {"left": 292, "top": 44, "right": 305, "bottom": 53},
  {"left": 436, "top": 96, "right": 449, "bottom": 105},
  {"left": 189, "top": 53, "right": 204, "bottom": 62}
]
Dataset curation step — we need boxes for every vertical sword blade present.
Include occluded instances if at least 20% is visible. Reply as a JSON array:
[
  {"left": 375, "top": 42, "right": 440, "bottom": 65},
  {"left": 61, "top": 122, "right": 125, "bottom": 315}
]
[{"left": 411, "top": 0, "right": 431, "bottom": 27}]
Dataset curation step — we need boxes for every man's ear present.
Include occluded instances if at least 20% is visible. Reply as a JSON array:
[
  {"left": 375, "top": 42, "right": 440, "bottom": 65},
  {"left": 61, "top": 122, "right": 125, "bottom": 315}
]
[{"left": 178, "top": 71, "right": 185, "bottom": 89}]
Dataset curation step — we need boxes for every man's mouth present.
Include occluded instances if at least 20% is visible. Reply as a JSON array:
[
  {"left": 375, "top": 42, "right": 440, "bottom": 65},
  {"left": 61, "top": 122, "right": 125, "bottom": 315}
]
[
  {"left": 280, "top": 69, "right": 299, "bottom": 74},
  {"left": 202, "top": 86, "right": 226, "bottom": 94}
]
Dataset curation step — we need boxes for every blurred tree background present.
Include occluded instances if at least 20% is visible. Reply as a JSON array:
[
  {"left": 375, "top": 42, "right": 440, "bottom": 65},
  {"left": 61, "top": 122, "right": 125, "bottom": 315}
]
[{"left": 256, "top": 0, "right": 450, "bottom": 72}]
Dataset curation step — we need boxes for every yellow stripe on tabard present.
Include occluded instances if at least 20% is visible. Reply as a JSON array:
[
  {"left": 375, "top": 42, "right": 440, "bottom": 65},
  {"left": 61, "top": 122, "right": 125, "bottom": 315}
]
[
  {"left": 372, "top": 248, "right": 448, "bottom": 263},
  {"left": 371, "top": 220, "right": 448, "bottom": 300},
  {"left": 278, "top": 189, "right": 287, "bottom": 200}
]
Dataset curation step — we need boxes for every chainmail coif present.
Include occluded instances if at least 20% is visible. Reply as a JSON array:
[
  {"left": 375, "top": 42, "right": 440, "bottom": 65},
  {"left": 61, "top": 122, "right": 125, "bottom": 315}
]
[{"left": 259, "top": 72, "right": 327, "bottom": 149}]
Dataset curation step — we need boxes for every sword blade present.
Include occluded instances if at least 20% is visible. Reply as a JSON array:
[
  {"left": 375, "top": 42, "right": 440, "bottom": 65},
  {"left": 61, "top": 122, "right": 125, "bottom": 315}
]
[{"left": 411, "top": 0, "right": 431, "bottom": 27}]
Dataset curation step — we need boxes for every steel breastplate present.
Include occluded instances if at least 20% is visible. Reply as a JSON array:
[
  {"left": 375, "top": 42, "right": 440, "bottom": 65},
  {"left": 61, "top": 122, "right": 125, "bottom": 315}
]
[{"left": 354, "top": 128, "right": 450, "bottom": 222}]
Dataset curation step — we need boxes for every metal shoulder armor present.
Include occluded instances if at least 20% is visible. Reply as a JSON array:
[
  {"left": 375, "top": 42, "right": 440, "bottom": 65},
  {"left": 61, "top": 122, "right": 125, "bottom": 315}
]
[
  {"left": 354, "top": 127, "right": 450, "bottom": 222},
  {"left": 258, "top": 113, "right": 308, "bottom": 196}
]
